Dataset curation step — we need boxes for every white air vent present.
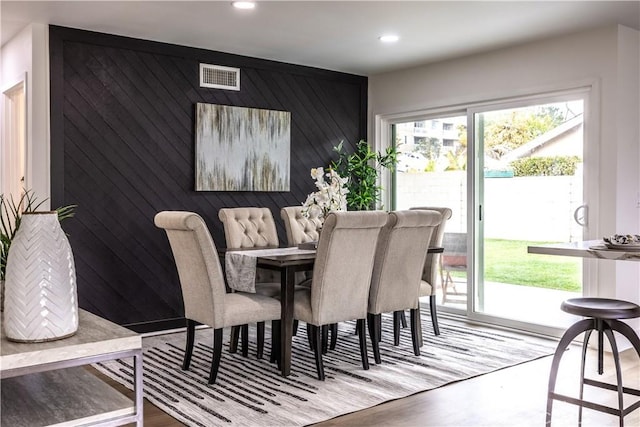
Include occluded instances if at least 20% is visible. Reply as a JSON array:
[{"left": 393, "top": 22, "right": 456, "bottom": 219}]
[{"left": 199, "top": 63, "right": 240, "bottom": 91}]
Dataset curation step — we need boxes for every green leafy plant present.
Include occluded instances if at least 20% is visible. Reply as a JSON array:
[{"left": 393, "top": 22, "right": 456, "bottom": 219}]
[
  {"left": 330, "top": 140, "right": 398, "bottom": 211},
  {"left": 510, "top": 155, "right": 581, "bottom": 177},
  {"left": 0, "top": 190, "right": 76, "bottom": 281}
]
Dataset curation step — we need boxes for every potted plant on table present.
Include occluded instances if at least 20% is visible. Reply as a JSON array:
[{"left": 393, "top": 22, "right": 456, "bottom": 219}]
[{"left": 330, "top": 139, "right": 398, "bottom": 211}]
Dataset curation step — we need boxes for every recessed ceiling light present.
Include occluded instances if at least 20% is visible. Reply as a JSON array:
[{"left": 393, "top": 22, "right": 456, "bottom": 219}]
[
  {"left": 379, "top": 34, "right": 400, "bottom": 43},
  {"left": 232, "top": 1, "right": 256, "bottom": 10}
]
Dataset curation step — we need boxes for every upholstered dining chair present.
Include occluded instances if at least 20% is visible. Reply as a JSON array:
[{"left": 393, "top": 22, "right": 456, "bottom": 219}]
[
  {"left": 367, "top": 210, "right": 441, "bottom": 363},
  {"left": 280, "top": 206, "right": 323, "bottom": 246},
  {"left": 280, "top": 205, "right": 335, "bottom": 351},
  {"left": 218, "top": 207, "right": 281, "bottom": 358},
  {"left": 293, "top": 210, "right": 388, "bottom": 380},
  {"left": 154, "top": 211, "right": 281, "bottom": 384},
  {"left": 410, "top": 206, "right": 453, "bottom": 337}
]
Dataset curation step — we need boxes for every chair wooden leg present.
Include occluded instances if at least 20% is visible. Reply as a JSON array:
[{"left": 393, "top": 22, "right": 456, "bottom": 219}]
[
  {"left": 270, "top": 320, "right": 281, "bottom": 364},
  {"left": 312, "top": 325, "right": 325, "bottom": 381},
  {"left": 400, "top": 310, "right": 407, "bottom": 328},
  {"left": 241, "top": 324, "right": 249, "bottom": 357},
  {"left": 368, "top": 313, "right": 381, "bottom": 364},
  {"left": 393, "top": 311, "right": 402, "bottom": 346},
  {"left": 182, "top": 319, "right": 196, "bottom": 370},
  {"left": 321, "top": 325, "right": 330, "bottom": 354},
  {"left": 417, "top": 305, "right": 424, "bottom": 347},
  {"left": 208, "top": 328, "right": 223, "bottom": 384},
  {"left": 307, "top": 322, "right": 314, "bottom": 350},
  {"left": 229, "top": 325, "right": 240, "bottom": 353},
  {"left": 430, "top": 295, "right": 440, "bottom": 336},
  {"left": 377, "top": 314, "right": 382, "bottom": 342},
  {"left": 329, "top": 323, "right": 338, "bottom": 350},
  {"left": 410, "top": 308, "right": 421, "bottom": 356},
  {"left": 293, "top": 319, "right": 299, "bottom": 336},
  {"left": 357, "top": 319, "right": 369, "bottom": 371},
  {"left": 257, "top": 321, "right": 265, "bottom": 359}
]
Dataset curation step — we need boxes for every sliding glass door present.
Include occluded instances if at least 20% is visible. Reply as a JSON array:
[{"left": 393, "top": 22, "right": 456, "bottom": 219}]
[
  {"left": 472, "top": 97, "right": 585, "bottom": 329},
  {"left": 390, "top": 88, "right": 591, "bottom": 332}
]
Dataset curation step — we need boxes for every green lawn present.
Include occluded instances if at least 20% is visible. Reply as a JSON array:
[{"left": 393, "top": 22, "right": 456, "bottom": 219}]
[{"left": 484, "top": 239, "right": 581, "bottom": 292}]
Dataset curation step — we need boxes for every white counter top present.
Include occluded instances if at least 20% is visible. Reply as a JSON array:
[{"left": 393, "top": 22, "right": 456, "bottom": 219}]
[{"left": 528, "top": 240, "right": 640, "bottom": 261}]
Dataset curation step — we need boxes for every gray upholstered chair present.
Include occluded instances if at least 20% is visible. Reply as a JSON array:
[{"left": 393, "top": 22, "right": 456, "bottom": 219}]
[
  {"left": 410, "top": 206, "right": 453, "bottom": 337},
  {"left": 154, "top": 211, "right": 281, "bottom": 384},
  {"left": 280, "top": 206, "right": 323, "bottom": 246},
  {"left": 367, "top": 210, "right": 441, "bottom": 363},
  {"left": 293, "top": 210, "right": 388, "bottom": 380},
  {"left": 280, "top": 205, "right": 333, "bottom": 350},
  {"left": 218, "top": 207, "right": 281, "bottom": 358}
]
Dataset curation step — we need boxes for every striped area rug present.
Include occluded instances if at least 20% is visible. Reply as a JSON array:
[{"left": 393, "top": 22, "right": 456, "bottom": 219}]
[{"left": 94, "top": 311, "right": 556, "bottom": 426}]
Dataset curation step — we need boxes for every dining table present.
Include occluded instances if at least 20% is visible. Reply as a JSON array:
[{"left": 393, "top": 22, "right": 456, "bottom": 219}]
[{"left": 223, "top": 245, "right": 444, "bottom": 377}]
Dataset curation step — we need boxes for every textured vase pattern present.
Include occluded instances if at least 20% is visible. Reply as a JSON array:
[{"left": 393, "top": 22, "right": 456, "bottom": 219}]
[{"left": 4, "top": 212, "right": 78, "bottom": 342}]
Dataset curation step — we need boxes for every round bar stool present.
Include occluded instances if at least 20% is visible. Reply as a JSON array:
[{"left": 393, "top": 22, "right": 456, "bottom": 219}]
[{"left": 546, "top": 297, "right": 640, "bottom": 426}]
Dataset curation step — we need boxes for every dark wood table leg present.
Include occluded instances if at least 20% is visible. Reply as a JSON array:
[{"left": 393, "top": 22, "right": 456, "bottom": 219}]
[{"left": 280, "top": 266, "right": 296, "bottom": 376}]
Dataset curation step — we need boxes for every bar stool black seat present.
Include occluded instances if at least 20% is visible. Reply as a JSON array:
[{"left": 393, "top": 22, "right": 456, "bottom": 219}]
[{"left": 546, "top": 297, "right": 640, "bottom": 426}]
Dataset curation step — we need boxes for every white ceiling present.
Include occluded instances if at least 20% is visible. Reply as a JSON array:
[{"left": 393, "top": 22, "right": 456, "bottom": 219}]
[{"left": 2, "top": 1, "right": 639, "bottom": 76}]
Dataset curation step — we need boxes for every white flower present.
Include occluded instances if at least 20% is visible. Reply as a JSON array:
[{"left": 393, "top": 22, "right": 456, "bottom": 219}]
[{"left": 301, "top": 167, "right": 349, "bottom": 223}]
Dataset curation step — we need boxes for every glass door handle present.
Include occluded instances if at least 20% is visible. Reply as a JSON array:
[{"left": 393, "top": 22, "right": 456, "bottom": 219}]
[{"left": 574, "top": 204, "right": 588, "bottom": 227}]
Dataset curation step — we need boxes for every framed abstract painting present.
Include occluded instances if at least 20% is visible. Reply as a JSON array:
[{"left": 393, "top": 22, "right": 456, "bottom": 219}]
[{"left": 195, "top": 103, "right": 291, "bottom": 191}]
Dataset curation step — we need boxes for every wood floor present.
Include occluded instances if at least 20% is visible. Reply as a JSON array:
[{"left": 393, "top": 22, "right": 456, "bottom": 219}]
[{"left": 92, "top": 342, "right": 639, "bottom": 427}]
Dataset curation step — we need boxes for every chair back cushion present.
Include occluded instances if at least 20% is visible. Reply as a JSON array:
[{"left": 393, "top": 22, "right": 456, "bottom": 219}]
[
  {"left": 410, "top": 206, "right": 453, "bottom": 287},
  {"left": 280, "top": 206, "right": 323, "bottom": 245},
  {"left": 310, "top": 211, "right": 387, "bottom": 325},
  {"left": 369, "top": 210, "right": 442, "bottom": 314},
  {"left": 218, "top": 207, "right": 279, "bottom": 248},
  {"left": 154, "top": 211, "right": 226, "bottom": 327}
]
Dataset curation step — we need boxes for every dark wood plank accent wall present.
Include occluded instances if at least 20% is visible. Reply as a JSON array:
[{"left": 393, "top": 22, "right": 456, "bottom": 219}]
[{"left": 49, "top": 26, "right": 367, "bottom": 331}]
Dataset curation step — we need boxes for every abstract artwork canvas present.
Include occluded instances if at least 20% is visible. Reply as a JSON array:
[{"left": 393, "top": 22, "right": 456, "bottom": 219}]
[{"left": 195, "top": 103, "right": 291, "bottom": 191}]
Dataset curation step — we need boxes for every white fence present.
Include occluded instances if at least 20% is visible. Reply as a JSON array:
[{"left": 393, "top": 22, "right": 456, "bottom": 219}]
[{"left": 396, "top": 171, "right": 583, "bottom": 242}]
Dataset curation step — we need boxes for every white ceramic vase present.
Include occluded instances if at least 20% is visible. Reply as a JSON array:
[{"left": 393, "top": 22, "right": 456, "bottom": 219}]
[{"left": 4, "top": 212, "right": 78, "bottom": 342}]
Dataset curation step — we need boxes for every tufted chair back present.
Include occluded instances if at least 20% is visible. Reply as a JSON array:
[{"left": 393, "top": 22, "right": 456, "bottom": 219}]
[
  {"left": 218, "top": 207, "right": 279, "bottom": 249},
  {"left": 280, "top": 206, "right": 323, "bottom": 246},
  {"left": 218, "top": 207, "right": 280, "bottom": 285}
]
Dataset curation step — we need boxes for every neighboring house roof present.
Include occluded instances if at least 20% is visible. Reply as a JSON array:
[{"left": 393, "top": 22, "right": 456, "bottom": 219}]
[{"left": 500, "top": 114, "right": 583, "bottom": 164}]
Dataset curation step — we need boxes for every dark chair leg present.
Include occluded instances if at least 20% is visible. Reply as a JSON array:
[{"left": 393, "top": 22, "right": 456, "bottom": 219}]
[
  {"left": 241, "top": 324, "right": 249, "bottom": 357},
  {"left": 307, "top": 322, "right": 314, "bottom": 350},
  {"left": 312, "top": 325, "right": 325, "bottom": 380},
  {"left": 257, "top": 321, "right": 265, "bottom": 359},
  {"left": 430, "top": 295, "right": 440, "bottom": 336},
  {"left": 417, "top": 302, "right": 424, "bottom": 347},
  {"left": 293, "top": 319, "right": 299, "bottom": 336},
  {"left": 208, "top": 328, "right": 223, "bottom": 384},
  {"left": 229, "top": 325, "right": 240, "bottom": 353},
  {"left": 329, "top": 323, "right": 338, "bottom": 350},
  {"left": 410, "top": 308, "right": 421, "bottom": 356},
  {"left": 182, "top": 319, "right": 196, "bottom": 370},
  {"left": 356, "top": 319, "right": 369, "bottom": 371},
  {"left": 368, "top": 313, "right": 382, "bottom": 364},
  {"left": 270, "top": 320, "right": 281, "bottom": 364},
  {"left": 400, "top": 310, "right": 407, "bottom": 328},
  {"left": 393, "top": 311, "right": 402, "bottom": 346},
  {"left": 377, "top": 315, "right": 382, "bottom": 342},
  {"left": 321, "top": 325, "right": 329, "bottom": 354}
]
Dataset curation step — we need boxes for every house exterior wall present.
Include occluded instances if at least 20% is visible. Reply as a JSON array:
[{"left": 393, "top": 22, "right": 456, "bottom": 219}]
[{"left": 369, "top": 25, "right": 640, "bottom": 312}]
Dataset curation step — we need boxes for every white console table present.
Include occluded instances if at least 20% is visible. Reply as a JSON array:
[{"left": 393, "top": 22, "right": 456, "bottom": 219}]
[{"left": 1, "top": 309, "right": 143, "bottom": 426}]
